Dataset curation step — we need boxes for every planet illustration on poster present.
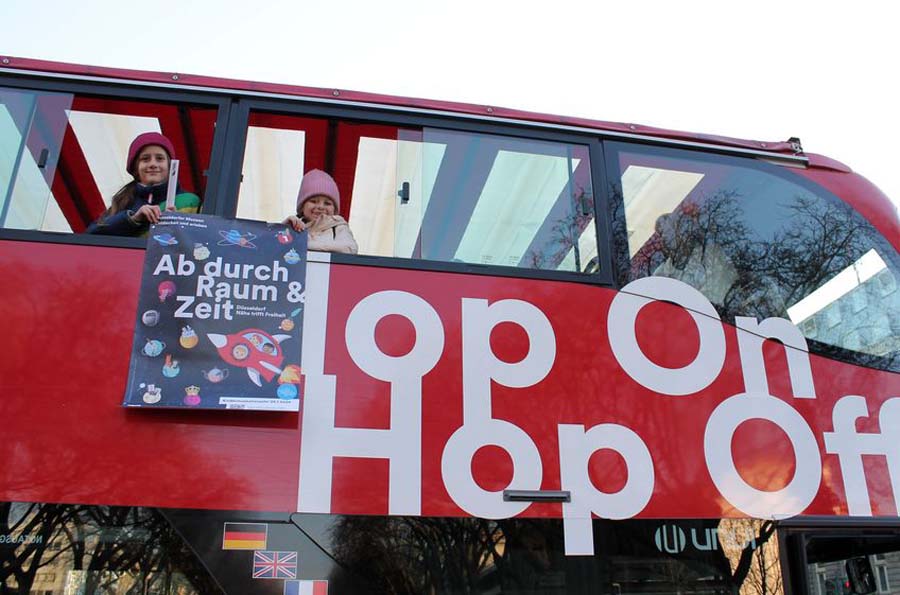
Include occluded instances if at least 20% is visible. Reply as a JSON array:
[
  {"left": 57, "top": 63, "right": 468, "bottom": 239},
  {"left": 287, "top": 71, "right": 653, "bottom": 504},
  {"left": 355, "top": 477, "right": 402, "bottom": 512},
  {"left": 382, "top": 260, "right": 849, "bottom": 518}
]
[
  {"left": 279, "top": 364, "right": 302, "bottom": 384},
  {"left": 151, "top": 233, "right": 178, "bottom": 247},
  {"left": 202, "top": 367, "right": 229, "bottom": 383},
  {"left": 277, "top": 384, "right": 298, "bottom": 400},
  {"left": 218, "top": 229, "right": 257, "bottom": 248},
  {"left": 162, "top": 355, "right": 180, "bottom": 378}
]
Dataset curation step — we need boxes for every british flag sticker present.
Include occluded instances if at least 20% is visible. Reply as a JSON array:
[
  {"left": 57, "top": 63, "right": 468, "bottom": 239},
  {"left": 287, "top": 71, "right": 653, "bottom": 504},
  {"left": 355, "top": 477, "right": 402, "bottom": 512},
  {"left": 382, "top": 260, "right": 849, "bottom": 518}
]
[{"left": 252, "top": 551, "right": 297, "bottom": 579}]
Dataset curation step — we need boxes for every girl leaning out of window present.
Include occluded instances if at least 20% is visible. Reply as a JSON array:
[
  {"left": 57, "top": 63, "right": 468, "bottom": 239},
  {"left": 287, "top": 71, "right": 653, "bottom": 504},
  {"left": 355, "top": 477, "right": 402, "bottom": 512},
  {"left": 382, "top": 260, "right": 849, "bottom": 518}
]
[
  {"left": 283, "top": 169, "right": 358, "bottom": 254},
  {"left": 86, "top": 132, "right": 199, "bottom": 236}
]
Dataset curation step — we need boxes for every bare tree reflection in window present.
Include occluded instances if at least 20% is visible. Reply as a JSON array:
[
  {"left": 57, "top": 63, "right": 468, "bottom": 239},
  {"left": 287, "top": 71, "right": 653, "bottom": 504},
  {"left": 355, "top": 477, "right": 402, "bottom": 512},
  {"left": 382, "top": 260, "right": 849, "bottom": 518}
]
[
  {"left": 0, "top": 502, "right": 219, "bottom": 595},
  {"left": 610, "top": 175, "right": 899, "bottom": 371}
]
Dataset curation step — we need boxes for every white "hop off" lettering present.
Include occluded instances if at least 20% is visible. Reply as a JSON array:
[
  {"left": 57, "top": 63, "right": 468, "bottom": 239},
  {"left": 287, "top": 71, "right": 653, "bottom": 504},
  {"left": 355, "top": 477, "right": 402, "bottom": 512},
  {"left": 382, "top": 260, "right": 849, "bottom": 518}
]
[{"left": 296, "top": 267, "right": 899, "bottom": 556}]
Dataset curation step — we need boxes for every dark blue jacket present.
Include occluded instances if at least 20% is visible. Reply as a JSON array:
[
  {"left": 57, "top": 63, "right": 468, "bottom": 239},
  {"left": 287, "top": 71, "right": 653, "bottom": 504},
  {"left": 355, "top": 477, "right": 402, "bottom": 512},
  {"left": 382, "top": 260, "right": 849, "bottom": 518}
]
[{"left": 86, "top": 183, "right": 200, "bottom": 236}]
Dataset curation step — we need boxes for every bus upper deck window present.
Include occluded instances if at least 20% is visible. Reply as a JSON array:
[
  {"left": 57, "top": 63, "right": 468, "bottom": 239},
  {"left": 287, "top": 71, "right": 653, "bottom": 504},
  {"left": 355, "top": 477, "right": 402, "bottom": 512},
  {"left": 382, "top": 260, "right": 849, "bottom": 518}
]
[
  {"left": 0, "top": 87, "right": 216, "bottom": 234},
  {"left": 608, "top": 141, "right": 900, "bottom": 372},
  {"left": 235, "top": 112, "right": 600, "bottom": 273},
  {"left": 349, "top": 128, "right": 598, "bottom": 273}
]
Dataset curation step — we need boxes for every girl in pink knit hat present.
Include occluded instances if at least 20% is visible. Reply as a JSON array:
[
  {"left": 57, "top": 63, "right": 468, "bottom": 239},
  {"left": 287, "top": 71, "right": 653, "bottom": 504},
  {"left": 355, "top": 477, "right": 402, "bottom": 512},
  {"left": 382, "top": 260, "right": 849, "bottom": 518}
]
[{"left": 283, "top": 169, "right": 358, "bottom": 254}]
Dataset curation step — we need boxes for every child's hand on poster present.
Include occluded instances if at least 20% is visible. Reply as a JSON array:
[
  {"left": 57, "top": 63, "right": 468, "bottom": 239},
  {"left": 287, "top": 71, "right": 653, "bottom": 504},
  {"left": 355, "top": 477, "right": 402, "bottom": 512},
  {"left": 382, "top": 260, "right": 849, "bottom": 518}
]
[{"left": 131, "top": 204, "right": 162, "bottom": 224}]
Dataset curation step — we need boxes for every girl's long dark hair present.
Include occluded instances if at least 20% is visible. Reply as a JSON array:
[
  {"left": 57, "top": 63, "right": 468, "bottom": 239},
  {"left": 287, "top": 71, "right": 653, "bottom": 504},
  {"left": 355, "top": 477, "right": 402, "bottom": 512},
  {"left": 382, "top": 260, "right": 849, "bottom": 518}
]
[{"left": 106, "top": 180, "right": 138, "bottom": 215}]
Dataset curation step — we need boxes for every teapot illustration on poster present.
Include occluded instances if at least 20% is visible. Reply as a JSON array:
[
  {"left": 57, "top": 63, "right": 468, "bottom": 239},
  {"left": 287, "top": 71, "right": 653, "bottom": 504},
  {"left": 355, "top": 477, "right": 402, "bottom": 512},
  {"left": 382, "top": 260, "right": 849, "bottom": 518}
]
[
  {"left": 202, "top": 367, "right": 229, "bottom": 384},
  {"left": 142, "top": 339, "right": 165, "bottom": 357}
]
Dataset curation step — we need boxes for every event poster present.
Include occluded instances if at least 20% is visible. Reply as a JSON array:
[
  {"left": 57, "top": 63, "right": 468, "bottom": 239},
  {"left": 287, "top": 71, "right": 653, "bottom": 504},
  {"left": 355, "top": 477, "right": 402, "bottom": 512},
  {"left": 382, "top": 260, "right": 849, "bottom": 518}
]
[{"left": 123, "top": 213, "right": 307, "bottom": 411}]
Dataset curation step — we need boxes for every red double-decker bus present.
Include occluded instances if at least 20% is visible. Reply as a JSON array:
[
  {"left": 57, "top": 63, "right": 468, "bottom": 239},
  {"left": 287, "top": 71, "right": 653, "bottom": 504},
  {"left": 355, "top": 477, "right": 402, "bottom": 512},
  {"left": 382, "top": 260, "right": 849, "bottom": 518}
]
[{"left": 1, "top": 56, "right": 898, "bottom": 595}]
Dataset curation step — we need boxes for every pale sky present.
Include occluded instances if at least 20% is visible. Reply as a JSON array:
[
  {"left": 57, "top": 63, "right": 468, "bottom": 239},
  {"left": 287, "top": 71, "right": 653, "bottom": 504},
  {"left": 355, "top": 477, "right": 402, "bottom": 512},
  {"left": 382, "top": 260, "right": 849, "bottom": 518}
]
[{"left": 2, "top": 0, "right": 898, "bottom": 212}]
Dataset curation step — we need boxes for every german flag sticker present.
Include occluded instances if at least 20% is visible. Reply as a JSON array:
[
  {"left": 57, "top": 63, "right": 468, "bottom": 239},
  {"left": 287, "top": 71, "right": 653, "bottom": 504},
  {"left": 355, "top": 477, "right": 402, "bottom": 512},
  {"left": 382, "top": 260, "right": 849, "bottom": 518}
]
[{"left": 222, "top": 522, "right": 268, "bottom": 550}]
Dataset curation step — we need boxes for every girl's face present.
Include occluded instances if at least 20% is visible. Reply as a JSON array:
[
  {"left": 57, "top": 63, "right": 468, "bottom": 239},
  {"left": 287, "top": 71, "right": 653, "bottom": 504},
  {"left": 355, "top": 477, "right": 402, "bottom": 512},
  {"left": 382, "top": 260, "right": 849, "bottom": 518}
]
[
  {"left": 301, "top": 195, "right": 336, "bottom": 220},
  {"left": 136, "top": 145, "right": 170, "bottom": 185}
]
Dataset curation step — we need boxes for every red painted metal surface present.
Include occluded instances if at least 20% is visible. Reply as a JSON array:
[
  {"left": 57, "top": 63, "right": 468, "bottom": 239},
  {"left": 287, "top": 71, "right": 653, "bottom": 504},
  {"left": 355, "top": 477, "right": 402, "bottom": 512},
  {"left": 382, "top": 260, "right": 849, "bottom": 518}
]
[
  {"left": 314, "top": 264, "right": 900, "bottom": 519},
  {"left": 0, "top": 240, "right": 300, "bottom": 511},
  {"left": 2, "top": 241, "right": 898, "bottom": 520}
]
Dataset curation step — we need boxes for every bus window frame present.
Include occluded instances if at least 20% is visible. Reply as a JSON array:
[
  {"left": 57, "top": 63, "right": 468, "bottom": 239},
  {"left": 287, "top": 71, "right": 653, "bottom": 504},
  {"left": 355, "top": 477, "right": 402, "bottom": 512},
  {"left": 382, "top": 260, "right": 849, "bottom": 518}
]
[
  {"left": 778, "top": 518, "right": 900, "bottom": 595},
  {"left": 602, "top": 139, "right": 900, "bottom": 373},
  {"left": 223, "top": 96, "right": 615, "bottom": 286},
  {"left": 601, "top": 139, "right": 900, "bottom": 286},
  {"left": 0, "top": 71, "right": 234, "bottom": 249}
]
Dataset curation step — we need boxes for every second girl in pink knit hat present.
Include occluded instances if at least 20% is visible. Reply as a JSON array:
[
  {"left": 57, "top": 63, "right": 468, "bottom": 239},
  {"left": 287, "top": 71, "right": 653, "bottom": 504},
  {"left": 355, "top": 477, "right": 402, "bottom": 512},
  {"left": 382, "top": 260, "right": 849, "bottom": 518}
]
[{"left": 283, "top": 169, "right": 358, "bottom": 254}]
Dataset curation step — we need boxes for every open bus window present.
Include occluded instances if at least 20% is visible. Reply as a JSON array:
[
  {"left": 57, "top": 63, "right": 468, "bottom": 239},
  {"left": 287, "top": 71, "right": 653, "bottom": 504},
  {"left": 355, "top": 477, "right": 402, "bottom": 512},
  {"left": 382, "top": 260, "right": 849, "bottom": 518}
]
[
  {"left": 0, "top": 86, "right": 216, "bottom": 234},
  {"left": 607, "top": 142, "right": 900, "bottom": 373},
  {"left": 236, "top": 113, "right": 329, "bottom": 224},
  {"left": 236, "top": 111, "right": 599, "bottom": 273}
]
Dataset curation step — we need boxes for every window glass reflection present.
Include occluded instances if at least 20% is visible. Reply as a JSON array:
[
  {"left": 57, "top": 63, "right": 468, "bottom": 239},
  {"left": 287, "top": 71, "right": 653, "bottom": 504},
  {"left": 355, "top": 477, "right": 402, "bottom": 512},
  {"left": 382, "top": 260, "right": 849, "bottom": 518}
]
[
  {"left": 609, "top": 143, "right": 900, "bottom": 371},
  {"left": 233, "top": 113, "right": 599, "bottom": 273},
  {"left": 0, "top": 502, "right": 220, "bottom": 594},
  {"left": 2, "top": 504, "right": 784, "bottom": 595},
  {"left": 0, "top": 87, "right": 216, "bottom": 234},
  {"left": 805, "top": 534, "right": 900, "bottom": 595},
  {"left": 298, "top": 515, "right": 783, "bottom": 595},
  {"left": 348, "top": 134, "right": 447, "bottom": 258},
  {"left": 351, "top": 128, "right": 598, "bottom": 273},
  {"left": 0, "top": 88, "right": 71, "bottom": 232}
]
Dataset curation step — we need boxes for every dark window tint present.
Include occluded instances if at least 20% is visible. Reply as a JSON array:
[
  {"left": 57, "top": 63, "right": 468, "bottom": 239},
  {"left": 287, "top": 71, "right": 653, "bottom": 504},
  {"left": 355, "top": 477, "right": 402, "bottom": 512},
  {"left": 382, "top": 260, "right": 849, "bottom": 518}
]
[
  {"left": 0, "top": 502, "right": 220, "bottom": 594},
  {"left": 292, "top": 515, "right": 781, "bottom": 595},
  {"left": 803, "top": 534, "right": 900, "bottom": 595},
  {"left": 607, "top": 142, "right": 900, "bottom": 372},
  {"left": 2, "top": 503, "right": 782, "bottom": 595}
]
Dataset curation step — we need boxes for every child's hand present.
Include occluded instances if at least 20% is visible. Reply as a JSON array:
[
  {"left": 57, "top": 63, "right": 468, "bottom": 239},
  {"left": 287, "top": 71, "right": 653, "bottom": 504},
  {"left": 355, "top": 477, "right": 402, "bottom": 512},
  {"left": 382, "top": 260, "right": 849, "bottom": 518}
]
[
  {"left": 310, "top": 214, "right": 334, "bottom": 233},
  {"left": 283, "top": 215, "right": 306, "bottom": 232},
  {"left": 133, "top": 204, "right": 161, "bottom": 224}
]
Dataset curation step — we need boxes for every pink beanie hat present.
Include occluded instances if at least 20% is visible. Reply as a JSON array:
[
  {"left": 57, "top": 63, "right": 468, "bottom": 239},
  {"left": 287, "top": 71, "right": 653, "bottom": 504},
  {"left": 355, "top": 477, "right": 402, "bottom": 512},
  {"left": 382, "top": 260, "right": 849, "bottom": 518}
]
[
  {"left": 126, "top": 132, "right": 175, "bottom": 176},
  {"left": 296, "top": 169, "right": 340, "bottom": 213}
]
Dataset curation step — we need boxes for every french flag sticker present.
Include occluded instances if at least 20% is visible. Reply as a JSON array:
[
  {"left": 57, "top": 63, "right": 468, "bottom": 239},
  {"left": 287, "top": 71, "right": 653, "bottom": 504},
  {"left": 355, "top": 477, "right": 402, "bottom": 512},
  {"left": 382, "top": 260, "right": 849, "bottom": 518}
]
[{"left": 284, "top": 580, "right": 328, "bottom": 595}]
